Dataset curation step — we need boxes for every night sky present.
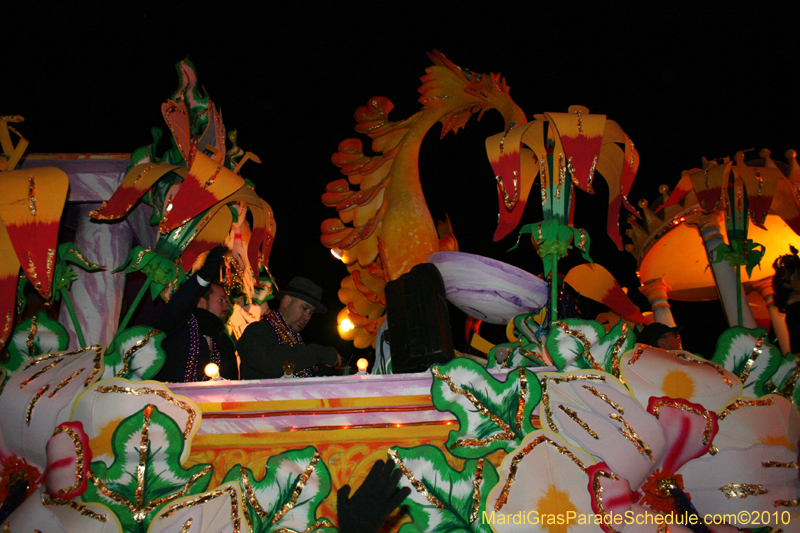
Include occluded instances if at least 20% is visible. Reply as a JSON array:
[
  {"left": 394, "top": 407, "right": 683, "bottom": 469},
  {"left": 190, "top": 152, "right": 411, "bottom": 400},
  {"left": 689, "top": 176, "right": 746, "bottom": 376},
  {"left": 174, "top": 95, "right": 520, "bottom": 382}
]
[{"left": 7, "top": 4, "right": 799, "bottom": 357}]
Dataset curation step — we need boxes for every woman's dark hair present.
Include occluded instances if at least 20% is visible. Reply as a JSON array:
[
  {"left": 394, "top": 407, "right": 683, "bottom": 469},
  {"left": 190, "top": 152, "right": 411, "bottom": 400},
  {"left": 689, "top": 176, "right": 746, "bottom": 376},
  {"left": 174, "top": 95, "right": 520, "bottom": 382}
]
[{"left": 772, "top": 246, "right": 800, "bottom": 312}]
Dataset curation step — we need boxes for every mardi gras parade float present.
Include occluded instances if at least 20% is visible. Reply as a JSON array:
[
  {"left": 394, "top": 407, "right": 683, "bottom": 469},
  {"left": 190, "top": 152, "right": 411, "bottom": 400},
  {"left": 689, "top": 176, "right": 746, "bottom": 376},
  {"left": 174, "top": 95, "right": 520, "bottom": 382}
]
[{"left": 1, "top": 52, "right": 800, "bottom": 533}]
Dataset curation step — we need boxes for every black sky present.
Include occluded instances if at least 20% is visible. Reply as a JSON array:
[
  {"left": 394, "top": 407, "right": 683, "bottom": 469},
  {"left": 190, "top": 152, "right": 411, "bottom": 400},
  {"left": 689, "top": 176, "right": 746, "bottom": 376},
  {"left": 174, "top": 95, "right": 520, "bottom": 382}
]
[{"left": 6, "top": 3, "right": 799, "bottom": 355}]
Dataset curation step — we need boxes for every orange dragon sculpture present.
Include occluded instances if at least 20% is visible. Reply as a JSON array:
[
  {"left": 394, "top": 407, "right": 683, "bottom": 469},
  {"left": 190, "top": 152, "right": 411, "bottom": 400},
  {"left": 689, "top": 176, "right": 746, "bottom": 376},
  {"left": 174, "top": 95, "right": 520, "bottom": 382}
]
[{"left": 321, "top": 51, "right": 526, "bottom": 348}]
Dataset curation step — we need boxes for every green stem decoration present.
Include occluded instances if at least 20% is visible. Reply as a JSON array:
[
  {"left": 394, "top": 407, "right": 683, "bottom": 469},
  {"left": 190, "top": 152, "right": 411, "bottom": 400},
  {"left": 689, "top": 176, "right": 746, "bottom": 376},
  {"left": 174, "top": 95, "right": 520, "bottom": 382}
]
[
  {"left": 116, "top": 278, "right": 151, "bottom": 337},
  {"left": 60, "top": 288, "right": 86, "bottom": 348},
  {"left": 736, "top": 265, "right": 743, "bottom": 326},
  {"left": 550, "top": 254, "right": 559, "bottom": 323}
]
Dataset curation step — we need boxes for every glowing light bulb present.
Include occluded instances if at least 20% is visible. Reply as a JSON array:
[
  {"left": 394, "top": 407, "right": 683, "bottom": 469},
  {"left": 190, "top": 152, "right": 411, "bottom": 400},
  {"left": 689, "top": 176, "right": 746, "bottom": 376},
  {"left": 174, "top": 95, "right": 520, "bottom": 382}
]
[
  {"left": 356, "top": 358, "right": 368, "bottom": 374},
  {"left": 340, "top": 318, "right": 354, "bottom": 333},
  {"left": 204, "top": 362, "right": 220, "bottom": 380},
  {"left": 331, "top": 248, "right": 344, "bottom": 260}
]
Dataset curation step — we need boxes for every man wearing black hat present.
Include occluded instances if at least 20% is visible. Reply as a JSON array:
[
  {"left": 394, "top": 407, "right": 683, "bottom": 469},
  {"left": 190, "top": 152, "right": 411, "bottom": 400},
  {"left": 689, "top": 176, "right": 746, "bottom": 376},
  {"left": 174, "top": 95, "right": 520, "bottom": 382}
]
[
  {"left": 636, "top": 322, "right": 683, "bottom": 350},
  {"left": 237, "top": 276, "right": 343, "bottom": 379}
]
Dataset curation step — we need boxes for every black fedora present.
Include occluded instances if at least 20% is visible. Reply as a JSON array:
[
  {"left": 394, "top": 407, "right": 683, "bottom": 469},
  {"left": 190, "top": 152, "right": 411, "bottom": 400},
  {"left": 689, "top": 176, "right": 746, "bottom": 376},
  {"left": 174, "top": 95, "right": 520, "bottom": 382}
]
[{"left": 275, "top": 277, "right": 327, "bottom": 313}]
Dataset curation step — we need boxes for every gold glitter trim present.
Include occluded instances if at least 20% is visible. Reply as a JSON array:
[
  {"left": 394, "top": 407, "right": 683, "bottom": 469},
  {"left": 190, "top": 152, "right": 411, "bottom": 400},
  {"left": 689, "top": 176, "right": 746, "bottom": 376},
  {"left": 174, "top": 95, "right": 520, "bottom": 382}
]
[
  {"left": 27, "top": 173, "right": 37, "bottom": 215},
  {"left": 515, "top": 368, "right": 528, "bottom": 434},
  {"left": 763, "top": 461, "right": 798, "bottom": 468},
  {"left": 43, "top": 498, "right": 108, "bottom": 522},
  {"left": 552, "top": 321, "right": 603, "bottom": 371},
  {"left": 271, "top": 453, "right": 321, "bottom": 524},
  {"left": 540, "top": 374, "right": 607, "bottom": 433},
  {"left": 739, "top": 332, "right": 767, "bottom": 383},
  {"left": 470, "top": 459, "right": 484, "bottom": 523},
  {"left": 202, "top": 165, "right": 223, "bottom": 189},
  {"left": 388, "top": 448, "right": 445, "bottom": 510},
  {"left": 495, "top": 435, "right": 588, "bottom": 510},
  {"left": 0, "top": 310, "right": 11, "bottom": 352},
  {"left": 592, "top": 468, "right": 622, "bottom": 533},
  {"left": 627, "top": 346, "right": 646, "bottom": 365},
  {"left": 51, "top": 424, "right": 87, "bottom": 497},
  {"left": 716, "top": 398, "right": 774, "bottom": 421},
  {"left": 719, "top": 483, "right": 768, "bottom": 499},
  {"left": 559, "top": 405, "right": 598, "bottom": 438},
  {"left": 20, "top": 359, "right": 62, "bottom": 388},
  {"left": 775, "top": 499, "right": 800, "bottom": 507},
  {"left": 671, "top": 351, "right": 733, "bottom": 387},
  {"left": 650, "top": 399, "right": 715, "bottom": 445},
  {"left": 609, "top": 323, "right": 629, "bottom": 378},
  {"left": 94, "top": 385, "right": 197, "bottom": 439},
  {"left": 608, "top": 412, "right": 655, "bottom": 462},
  {"left": 583, "top": 385, "right": 624, "bottom": 414},
  {"left": 240, "top": 467, "right": 268, "bottom": 527},
  {"left": 431, "top": 366, "right": 515, "bottom": 445},
  {"left": 116, "top": 329, "right": 160, "bottom": 377},
  {"left": 26, "top": 313, "right": 39, "bottom": 357},
  {"left": 26, "top": 384, "right": 50, "bottom": 425},
  {"left": 25, "top": 248, "right": 44, "bottom": 293},
  {"left": 130, "top": 247, "right": 152, "bottom": 270},
  {"left": 50, "top": 369, "right": 85, "bottom": 397},
  {"left": 179, "top": 518, "right": 193, "bottom": 532}
]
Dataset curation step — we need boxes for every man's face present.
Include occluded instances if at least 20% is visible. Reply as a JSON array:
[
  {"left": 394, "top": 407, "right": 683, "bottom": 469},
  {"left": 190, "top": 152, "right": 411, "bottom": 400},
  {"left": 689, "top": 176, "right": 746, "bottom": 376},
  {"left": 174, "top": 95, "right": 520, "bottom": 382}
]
[
  {"left": 281, "top": 295, "right": 315, "bottom": 333},
  {"left": 198, "top": 284, "right": 230, "bottom": 320},
  {"left": 657, "top": 331, "right": 682, "bottom": 350}
]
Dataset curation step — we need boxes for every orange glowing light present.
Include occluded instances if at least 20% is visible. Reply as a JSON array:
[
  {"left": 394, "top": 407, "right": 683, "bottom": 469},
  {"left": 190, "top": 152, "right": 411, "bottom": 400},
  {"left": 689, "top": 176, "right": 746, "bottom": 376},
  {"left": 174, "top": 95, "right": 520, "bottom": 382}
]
[
  {"left": 340, "top": 318, "right": 354, "bottom": 333},
  {"left": 356, "top": 358, "right": 368, "bottom": 372}
]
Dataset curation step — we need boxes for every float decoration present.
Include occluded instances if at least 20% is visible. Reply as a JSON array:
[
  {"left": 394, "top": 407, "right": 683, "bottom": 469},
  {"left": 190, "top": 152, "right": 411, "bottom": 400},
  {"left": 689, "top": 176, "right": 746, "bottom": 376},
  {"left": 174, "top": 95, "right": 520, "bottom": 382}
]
[
  {"left": 545, "top": 318, "right": 635, "bottom": 374},
  {"left": 324, "top": 50, "right": 526, "bottom": 347},
  {"left": 430, "top": 359, "right": 541, "bottom": 459},
  {"left": 389, "top": 444, "right": 498, "bottom": 533},
  {"left": 710, "top": 326, "right": 782, "bottom": 397},
  {"left": 0, "top": 161, "right": 70, "bottom": 351},
  {"left": 0, "top": 311, "right": 69, "bottom": 385},
  {"left": 81, "top": 404, "right": 213, "bottom": 532},
  {"left": 51, "top": 241, "right": 105, "bottom": 347},
  {"left": 220, "top": 447, "right": 337, "bottom": 533},
  {"left": 100, "top": 326, "right": 165, "bottom": 381},
  {"left": 491, "top": 105, "right": 639, "bottom": 324}
]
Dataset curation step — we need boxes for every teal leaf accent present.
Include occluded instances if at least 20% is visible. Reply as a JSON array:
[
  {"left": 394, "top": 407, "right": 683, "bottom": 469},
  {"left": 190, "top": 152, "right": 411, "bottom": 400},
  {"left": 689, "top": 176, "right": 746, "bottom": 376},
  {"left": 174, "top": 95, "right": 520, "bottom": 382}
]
[
  {"left": 389, "top": 445, "right": 498, "bottom": 533},
  {"left": 431, "top": 358, "right": 541, "bottom": 458}
]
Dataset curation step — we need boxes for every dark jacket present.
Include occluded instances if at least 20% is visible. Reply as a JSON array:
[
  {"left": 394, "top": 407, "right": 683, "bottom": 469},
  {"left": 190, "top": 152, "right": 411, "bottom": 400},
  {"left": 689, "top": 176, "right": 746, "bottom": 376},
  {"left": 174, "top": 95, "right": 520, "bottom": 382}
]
[
  {"left": 152, "top": 275, "right": 238, "bottom": 382},
  {"left": 237, "top": 316, "right": 337, "bottom": 379}
]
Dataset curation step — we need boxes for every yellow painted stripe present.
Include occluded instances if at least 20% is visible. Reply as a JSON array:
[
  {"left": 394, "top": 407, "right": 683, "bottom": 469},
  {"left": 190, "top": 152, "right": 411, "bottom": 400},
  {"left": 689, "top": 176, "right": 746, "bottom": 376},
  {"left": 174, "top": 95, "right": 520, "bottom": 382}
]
[{"left": 191, "top": 423, "right": 453, "bottom": 448}]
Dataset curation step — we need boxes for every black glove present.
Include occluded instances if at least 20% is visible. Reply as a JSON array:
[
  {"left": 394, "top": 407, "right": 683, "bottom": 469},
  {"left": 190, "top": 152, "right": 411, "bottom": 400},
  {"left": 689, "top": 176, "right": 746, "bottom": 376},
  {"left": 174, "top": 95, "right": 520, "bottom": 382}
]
[
  {"left": 197, "top": 245, "right": 226, "bottom": 283},
  {"left": 337, "top": 458, "right": 411, "bottom": 533}
]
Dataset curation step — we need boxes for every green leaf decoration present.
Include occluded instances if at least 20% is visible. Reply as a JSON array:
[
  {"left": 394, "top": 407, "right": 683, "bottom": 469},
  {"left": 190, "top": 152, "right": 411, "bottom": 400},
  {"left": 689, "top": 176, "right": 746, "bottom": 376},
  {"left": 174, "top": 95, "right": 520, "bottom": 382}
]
[
  {"left": 0, "top": 311, "right": 69, "bottom": 384},
  {"left": 116, "top": 246, "right": 182, "bottom": 300},
  {"left": 389, "top": 445, "right": 499, "bottom": 533},
  {"left": 710, "top": 327, "right": 783, "bottom": 397},
  {"left": 102, "top": 326, "right": 166, "bottom": 381},
  {"left": 220, "top": 446, "right": 336, "bottom": 533},
  {"left": 545, "top": 318, "right": 633, "bottom": 374},
  {"left": 710, "top": 238, "right": 766, "bottom": 277},
  {"left": 767, "top": 353, "right": 800, "bottom": 396},
  {"left": 431, "top": 358, "right": 541, "bottom": 459},
  {"left": 52, "top": 242, "right": 105, "bottom": 295},
  {"left": 82, "top": 404, "right": 213, "bottom": 532},
  {"left": 510, "top": 219, "right": 591, "bottom": 276}
]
